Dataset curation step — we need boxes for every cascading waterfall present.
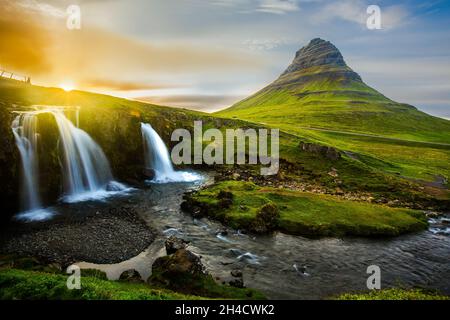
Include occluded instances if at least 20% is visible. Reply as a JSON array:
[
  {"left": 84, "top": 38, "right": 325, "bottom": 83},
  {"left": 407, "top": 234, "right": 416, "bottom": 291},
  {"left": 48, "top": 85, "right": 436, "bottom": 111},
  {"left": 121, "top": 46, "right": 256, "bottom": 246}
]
[
  {"left": 12, "top": 107, "right": 128, "bottom": 221},
  {"left": 11, "top": 113, "right": 51, "bottom": 221},
  {"left": 141, "top": 123, "right": 201, "bottom": 183}
]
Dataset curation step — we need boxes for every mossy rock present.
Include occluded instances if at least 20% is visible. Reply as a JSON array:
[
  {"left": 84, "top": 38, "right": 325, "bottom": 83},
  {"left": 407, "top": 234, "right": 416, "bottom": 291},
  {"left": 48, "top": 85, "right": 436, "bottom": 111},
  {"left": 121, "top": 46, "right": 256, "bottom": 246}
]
[{"left": 250, "top": 203, "right": 280, "bottom": 233}]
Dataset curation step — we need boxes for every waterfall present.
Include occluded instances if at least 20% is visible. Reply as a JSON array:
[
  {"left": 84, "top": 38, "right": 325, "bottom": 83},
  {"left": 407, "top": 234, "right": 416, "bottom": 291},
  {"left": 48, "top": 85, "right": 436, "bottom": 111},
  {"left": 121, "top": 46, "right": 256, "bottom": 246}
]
[
  {"left": 50, "top": 109, "right": 127, "bottom": 202},
  {"left": 11, "top": 113, "right": 52, "bottom": 221},
  {"left": 141, "top": 123, "right": 201, "bottom": 183},
  {"left": 12, "top": 107, "right": 128, "bottom": 221}
]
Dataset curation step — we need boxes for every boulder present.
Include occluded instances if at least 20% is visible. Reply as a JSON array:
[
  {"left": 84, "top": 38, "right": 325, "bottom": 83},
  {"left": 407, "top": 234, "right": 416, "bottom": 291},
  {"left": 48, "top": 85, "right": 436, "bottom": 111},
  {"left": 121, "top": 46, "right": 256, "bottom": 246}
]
[
  {"left": 119, "top": 269, "right": 142, "bottom": 283},
  {"left": 250, "top": 202, "right": 280, "bottom": 233},
  {"left": 142, "top": 168, "right": 155, "bottom": 179},
  {"left": 148, "top": 249, "right": 207, "bottom": 290},
  {"left": 300, "top": 142, "right": 341, "bottom": 161},
  {"left": 165, "top": 236, "right": 190, "bottom": 255},
  {"left": 229, "top": 269, "right": 244, "bottom": 288},
  {"left": 229, "top": 278, "right": 244, "bottom": 288}
]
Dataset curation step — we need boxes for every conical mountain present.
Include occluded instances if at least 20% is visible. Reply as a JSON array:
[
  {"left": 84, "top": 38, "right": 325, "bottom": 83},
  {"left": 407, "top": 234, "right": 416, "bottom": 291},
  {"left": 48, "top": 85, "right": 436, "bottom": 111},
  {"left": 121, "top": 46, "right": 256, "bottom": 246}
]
[{"left": 216, "top": 38, "right": 450, "bottom": 144}]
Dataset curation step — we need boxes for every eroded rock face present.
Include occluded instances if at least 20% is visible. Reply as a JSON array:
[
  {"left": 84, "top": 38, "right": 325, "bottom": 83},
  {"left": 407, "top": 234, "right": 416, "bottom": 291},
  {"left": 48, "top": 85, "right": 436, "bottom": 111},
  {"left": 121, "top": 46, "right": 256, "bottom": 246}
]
[{"left": 281, "top": 38, "right": 359, "bottom": 78}]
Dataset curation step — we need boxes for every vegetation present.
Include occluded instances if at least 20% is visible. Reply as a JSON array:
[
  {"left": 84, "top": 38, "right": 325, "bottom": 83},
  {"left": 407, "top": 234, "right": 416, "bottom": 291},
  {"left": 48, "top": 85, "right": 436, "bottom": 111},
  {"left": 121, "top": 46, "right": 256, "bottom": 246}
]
[
  {"left": 0, "top": 268, "right": 201, "bottom": 300},
  {"left": 183, "top": 181, "right": 428, "bottom": 237},
  {"left": 0, "top": 258, "right": 264, "bottom": 300},
  {"left": 336, "top": 288, "right": 449, "bottom": 300}
]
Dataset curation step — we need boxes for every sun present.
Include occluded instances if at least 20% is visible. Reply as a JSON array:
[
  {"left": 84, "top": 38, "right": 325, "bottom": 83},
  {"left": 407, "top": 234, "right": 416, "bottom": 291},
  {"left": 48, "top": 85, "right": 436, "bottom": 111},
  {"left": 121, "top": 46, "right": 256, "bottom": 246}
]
[{"left": 59, "top": 82, "right": 75, "bottom": 92}]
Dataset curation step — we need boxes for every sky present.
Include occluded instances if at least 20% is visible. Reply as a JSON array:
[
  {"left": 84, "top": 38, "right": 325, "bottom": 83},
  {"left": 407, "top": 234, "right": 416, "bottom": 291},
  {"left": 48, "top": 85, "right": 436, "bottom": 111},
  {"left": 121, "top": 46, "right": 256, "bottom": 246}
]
[{"left": 1, "top": 0, "right": 449, "bottom": 119}]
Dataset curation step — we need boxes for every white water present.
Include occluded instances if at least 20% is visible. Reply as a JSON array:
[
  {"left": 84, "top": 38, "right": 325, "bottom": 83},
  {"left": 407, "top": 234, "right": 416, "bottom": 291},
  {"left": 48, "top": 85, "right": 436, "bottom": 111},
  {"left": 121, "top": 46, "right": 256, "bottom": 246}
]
[
  {"left": 12, "top": 107, "right": 129, "bottom": 221},
  {"left": 12, "top": 114, "right": 53, "bottom": 221},
  {"left": 140, "top": 122, "right": 201, "bottom": 183}
]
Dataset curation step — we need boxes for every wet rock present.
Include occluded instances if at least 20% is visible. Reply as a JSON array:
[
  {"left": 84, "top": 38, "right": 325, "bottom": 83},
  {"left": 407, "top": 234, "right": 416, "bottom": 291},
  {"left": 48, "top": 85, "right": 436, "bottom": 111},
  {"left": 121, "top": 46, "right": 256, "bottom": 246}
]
[
  {"left": 216, "top": 229, "right": 228, "bottom": 237},
  {"left": 227, "top": 269, "right": 244, "bottom": 288},
  {"left": 165, "top": 236, "right": 190, "bottom": 255},
  {"left": 119, "top": 269, "right": 143, "bottom": 283},
  {"left": 231, "top": 269, "right": 243, "bottom": 278},
  {"left": 229, "top": 277, "right": 244, "bottom": 288},
  {"left": 148, "top": 249, "right": 207, "bottom": 291},
  {"left": 142, "top": 168, "right": 155, "bottom": 179}
]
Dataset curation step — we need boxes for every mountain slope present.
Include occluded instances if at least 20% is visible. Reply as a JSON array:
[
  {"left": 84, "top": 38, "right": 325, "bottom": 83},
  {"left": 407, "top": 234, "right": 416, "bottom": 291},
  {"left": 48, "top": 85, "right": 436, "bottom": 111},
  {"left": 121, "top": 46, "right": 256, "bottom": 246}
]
[{"left": 216, "top": 38, "right": 450, "bottom": 144}]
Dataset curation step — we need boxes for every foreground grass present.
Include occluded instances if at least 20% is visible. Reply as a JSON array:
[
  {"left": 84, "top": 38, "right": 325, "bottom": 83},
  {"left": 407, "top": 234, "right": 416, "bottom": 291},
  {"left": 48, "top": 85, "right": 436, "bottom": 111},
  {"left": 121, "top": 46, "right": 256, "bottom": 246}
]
[
  {"left": 336, "top": 288, "right": 449, "bottom": 300},
  {"left": 186, "top": 181, "right": 428, "bottom": 237},
  {"left": 0, "top": 268, "right": 264, "bottom": 300},
  {"left": 0, "top": 268, "right": 198, "bottom": 300}
]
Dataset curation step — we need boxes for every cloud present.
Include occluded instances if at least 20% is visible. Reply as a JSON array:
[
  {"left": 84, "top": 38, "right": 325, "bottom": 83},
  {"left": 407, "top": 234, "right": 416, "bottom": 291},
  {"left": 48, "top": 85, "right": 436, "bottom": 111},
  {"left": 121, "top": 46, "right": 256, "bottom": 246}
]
[
  {"left": 136, "top": 94, "right": 247, "bottom": 112},
  {"left": 17, "top": 0, "right": 66, "bottom": 18},
  {"left": 209, "top": 0, "right": 301, "bottom": 15},
  {"left": 80, "top": 79, "right": 175, "bottom": 91},
  {"left": 1, "top": 0, "right": 265, "bottom": 88},
  {"left": 0, "top": 2, "right": 52, "bottom": 74},
  {"left": 256, "top": 0, "right": 301, "bottom": 14},
  {"left": 312, "top": 0, "right": 410, "bottom": 30}
]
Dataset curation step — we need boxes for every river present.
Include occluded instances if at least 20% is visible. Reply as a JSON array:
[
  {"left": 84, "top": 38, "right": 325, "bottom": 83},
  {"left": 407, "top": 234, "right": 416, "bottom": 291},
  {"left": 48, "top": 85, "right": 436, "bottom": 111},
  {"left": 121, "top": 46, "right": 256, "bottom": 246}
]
[{"left": 77, "top": 176, "right": 450, "bottom": 299}]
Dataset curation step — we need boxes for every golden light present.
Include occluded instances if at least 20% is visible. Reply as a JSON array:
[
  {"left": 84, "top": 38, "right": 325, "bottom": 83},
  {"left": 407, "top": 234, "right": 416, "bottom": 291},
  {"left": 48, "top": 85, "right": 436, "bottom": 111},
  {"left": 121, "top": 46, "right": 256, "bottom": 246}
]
[{"left": 59, "top": 82, "right": 75, "bottom": 92}]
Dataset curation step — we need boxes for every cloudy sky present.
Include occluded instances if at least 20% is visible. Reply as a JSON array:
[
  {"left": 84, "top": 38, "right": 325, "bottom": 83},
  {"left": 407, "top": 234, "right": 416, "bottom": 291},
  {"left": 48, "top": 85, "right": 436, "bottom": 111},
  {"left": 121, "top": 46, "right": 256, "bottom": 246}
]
[{"left": 1, "top": 0, "right": 449, "bottom": 118}]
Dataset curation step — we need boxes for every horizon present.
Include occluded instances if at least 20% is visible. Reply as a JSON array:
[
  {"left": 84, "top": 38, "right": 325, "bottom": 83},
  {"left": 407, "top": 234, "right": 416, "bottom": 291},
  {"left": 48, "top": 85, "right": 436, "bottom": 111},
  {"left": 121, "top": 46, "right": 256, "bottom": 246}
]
[{"left": 1, "top": 0, "right": 450, "bottom": 119}]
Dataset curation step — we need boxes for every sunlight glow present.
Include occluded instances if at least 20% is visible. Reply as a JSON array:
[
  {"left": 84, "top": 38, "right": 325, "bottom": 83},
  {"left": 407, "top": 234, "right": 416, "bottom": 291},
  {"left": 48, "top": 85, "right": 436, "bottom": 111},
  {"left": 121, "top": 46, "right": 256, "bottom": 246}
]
[{"left": 59, "top": 82, "right": 75, "bottom": 92}]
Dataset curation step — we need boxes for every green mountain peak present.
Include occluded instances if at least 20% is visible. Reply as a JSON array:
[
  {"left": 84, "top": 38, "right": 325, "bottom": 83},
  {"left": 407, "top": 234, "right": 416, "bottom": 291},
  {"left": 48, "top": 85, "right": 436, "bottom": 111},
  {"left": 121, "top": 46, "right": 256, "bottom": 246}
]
[{"left": 216, "top": 38, "right": 450, "bottom": 144}]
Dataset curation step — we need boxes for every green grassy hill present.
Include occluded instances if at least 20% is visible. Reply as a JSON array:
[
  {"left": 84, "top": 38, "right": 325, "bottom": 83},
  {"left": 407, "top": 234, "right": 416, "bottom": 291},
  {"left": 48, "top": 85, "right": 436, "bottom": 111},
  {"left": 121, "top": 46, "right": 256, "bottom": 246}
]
[{"left": 216, "top": 38, "right": 450, "bottom": 183}]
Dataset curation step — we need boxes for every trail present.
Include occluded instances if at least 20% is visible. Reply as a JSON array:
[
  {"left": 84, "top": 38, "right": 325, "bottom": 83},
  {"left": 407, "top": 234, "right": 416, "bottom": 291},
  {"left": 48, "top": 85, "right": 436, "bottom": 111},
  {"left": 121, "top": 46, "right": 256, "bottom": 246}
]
[{"left": 297, "top": 126, "right": 450, "bottom": 148}]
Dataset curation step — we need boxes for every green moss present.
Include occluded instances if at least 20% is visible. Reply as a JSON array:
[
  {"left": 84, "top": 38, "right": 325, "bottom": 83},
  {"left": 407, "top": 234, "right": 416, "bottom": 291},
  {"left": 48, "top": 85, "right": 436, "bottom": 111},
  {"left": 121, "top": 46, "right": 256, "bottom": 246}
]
[
  {"left": 335, "top": 288, "right": 449, "bottom": 300},
  {"left": 186, "top": 181, "right": 428, "bottom": 237}
]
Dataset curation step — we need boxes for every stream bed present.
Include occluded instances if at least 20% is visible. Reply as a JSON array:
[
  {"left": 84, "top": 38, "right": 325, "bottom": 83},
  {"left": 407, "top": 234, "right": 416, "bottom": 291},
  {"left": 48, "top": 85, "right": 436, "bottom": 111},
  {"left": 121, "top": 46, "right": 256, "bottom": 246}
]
[{"left": 77, "top": 177, "right": 450, "bottom": 300}]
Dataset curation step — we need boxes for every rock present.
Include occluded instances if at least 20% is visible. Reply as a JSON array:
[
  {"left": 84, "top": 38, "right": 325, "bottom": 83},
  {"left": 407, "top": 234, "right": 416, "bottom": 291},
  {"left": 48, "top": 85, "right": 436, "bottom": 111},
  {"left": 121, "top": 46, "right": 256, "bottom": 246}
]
[
  {"left": 300, "top": 142, "right": 341, "bottom": 161},
  {"left": 165, "top": 236, "right": 190, "bottom": 255},
  {"left": 216, "top": 229, "right": 228, "bottom": 237},
  {"left": 232, "top": 173, "right": 240, "bottom": 180},
  {"left": 231, "top": 269, "right": 243, "bottom": 278},
  {"left": 282, "top": 38, "right": 348, "bottom": 75},
  {"left": 216, "top": 190, "right": 234, "bottom": 209},
  {"left": 229, "top": 278, "right": 244, "bottom": 288},
  {"left": 217, "top": 190, "right": 233, "bottom": 200},
  {"left": 142, "top": 168, "right": 155, "bottom": 179},
  {"left": 250, "top": 203, "right": 280, "bottom": 233},
  {"left": 119, "top": 269, "right": 142, "bottom": 283},
  {"left": 148, "top": 249, "right": 207, "bottom": 291},
  {"left": 229, "top": 269, "right": 244, "bottom": 288}
]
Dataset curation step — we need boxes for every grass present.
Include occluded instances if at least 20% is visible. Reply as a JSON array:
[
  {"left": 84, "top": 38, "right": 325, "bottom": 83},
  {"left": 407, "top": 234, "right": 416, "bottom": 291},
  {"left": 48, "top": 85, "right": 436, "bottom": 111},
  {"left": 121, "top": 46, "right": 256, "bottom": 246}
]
[
  {"left": 336, "top": 288, "right": 449, "bottom": 300},
  {"left": 186, "top": 181, "right": 428, "bottom": 237},
  {"left": 0, "top": 267, "right": 265, "bottom": 300},
  {"left": 0, "top": 268, "right": 200, "bottom": 300}
]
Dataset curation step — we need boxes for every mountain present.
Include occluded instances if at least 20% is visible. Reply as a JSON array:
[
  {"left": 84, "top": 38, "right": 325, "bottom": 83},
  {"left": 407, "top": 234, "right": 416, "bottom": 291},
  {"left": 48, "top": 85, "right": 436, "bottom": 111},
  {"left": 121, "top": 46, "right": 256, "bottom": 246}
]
[{"left": 216, "top": 38, "right": 450, "bottom": 144}]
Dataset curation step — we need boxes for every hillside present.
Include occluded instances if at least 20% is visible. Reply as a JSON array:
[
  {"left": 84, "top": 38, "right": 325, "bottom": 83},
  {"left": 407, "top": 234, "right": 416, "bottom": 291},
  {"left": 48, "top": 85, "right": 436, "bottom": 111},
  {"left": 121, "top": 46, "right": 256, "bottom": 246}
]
[
  {"left": 0, "top": 77, "right": 447, "bottom": 221},
  {"left": 216, "top": 38, "right": 450, "bottom": 183},
  {"left": 217, "top": 38, "right": 450, "bottom": 144}
]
